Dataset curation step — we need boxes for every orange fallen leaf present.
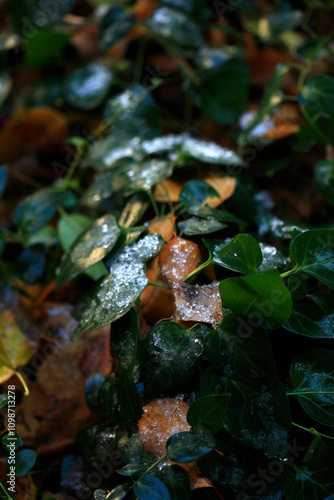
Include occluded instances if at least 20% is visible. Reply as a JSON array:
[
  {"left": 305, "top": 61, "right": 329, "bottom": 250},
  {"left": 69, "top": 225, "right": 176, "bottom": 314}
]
[
  {"left": 158, "top": 236, "right": 201, "bottom": 287},
  {"left": 173, "top": 282, "right": 223, "bottom": 325}
]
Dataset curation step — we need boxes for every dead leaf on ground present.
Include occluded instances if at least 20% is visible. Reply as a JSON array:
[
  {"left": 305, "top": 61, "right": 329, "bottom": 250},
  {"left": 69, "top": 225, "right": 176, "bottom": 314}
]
[
  {"left": 13, "top": 474, "right": 37, "bottom": 500},
  {"left": 138, "top": 398, "right": 212, "bottom": 489},
  {"left": 158, "top": 236, "right": 201, "bottom": 287},
  {"left": 147, "top": 213, "right": 176, "bottom": 241},
  {"left": 0, "top": 107, "right": 68, "bottom": 163}
]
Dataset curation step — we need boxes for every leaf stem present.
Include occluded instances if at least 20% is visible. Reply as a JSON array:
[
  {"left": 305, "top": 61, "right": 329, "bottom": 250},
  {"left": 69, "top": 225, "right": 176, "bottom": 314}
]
[
  {"left": 0, "top": 481, "right": 11, "bottom": 499},
  {"left": 280, "top": 265, "right": 298, "bottom": 279},
  {"left": 14, "top": 370, "right": 30, "bottom": 396},
  {"left": 184, "top": 258, "right": 213, "bottom": 282},
  {"left": 127, "top": 455, "right": 167, "bottom": 493},
  {"left": 287, "top": 390, "right": 334, "bottom": 396},
  {"left": 147, "top": 281, "right": 171, "bottom": 290},
  {"left": 291, "top": 422, "right": 334, "bottom": 441},
  {"left": 147, "top": 191, "right": 160, "bottom": 218}
]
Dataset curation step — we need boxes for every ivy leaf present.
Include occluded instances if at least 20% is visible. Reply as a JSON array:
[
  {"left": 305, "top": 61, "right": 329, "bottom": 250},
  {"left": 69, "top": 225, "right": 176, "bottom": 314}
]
[
  {"left": 5, "top": 449, "right": 37, "bottom": 477},
  {"left": 314, "top": 160, "right": 334, "bottom": 207},
  {"left": 219, "top": 269, "right": 292, "bottom": 330},
  {"left": 289, "top": 349, "right": 334, "bottom": 426},
  {"left": 25, "top": 29, "right": 69, "bottom": 67},
  {"left": 94, "top": 484, "right": 130, "bottom": 500},
  {"left": 111, "top": 308, "right": 139, "bottom": 374},
  {"left": 14, "top": 189, "right": 76, "bottom": 234},
  {"left": 0, "top": 395, "right": 8, "bottom": 408},
  {"left": 166, "top": 430, "right": 215, "bottom": 463},
  {"left": 65, "top": 63, "right": 114, "bottom": 110},
  {"left": 289, "top": 229, "right": 334, "bottom": 288},
  {"left": 179, "top": 181, "right": 220, "bottom": 215},
  {"left": 84, "top": 371, "right": 105, "bottom": 413},
  {"left": 284, "top": 292, "right": 334, "bottom": 339},
  {"left": 72, "top": 233, "right": 164, "bottom": 336},
  {"left": 285, "top": 450, "right": 334, "bottom": 500},
  {"left": 143, "top": 322, "right": 204, "bottom": 394},
  {"left": 187, "top": 395, "right": 230, "bottom": 434},
  {"left": 156, "top": 464, "right": 191, "bottom": 500},
  {"left": 204, "top": 234, "right": 263, "bottom": 275},
  {"left": 298, "top": 74, "right": 334, "bottom": 116},
  {"left": 99, "top": 9, "right": 137, "bottom": 52},
  {"left": 204, "top": 314, "right": 278, "bottom": 388},
  {"left": 223, "top": 380, "right": 291, "bottom": 458},
  {"left": 56, "top": 214, "right": 121, "bottom": 289},
  {"left": 178, "top": 217, "right": 227, "bottom": 236},
  {"left": 116, "top": 369, "right": 143, "bottom": 423},
  {"left": 178, "top": 135, "right": 245, "bottom": 167},
  {"left": 134, "top": 475, "right": 171, "bottom": 500},
  {"left": 96, "top": 374, "right": 117, "bottom": 418}
]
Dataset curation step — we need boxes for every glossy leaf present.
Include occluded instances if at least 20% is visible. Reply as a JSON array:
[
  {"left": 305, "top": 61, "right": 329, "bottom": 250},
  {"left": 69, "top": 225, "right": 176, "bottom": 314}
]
[
  {"left": 289, "top": 229, "right": 334, "bottom": 288},
  {"left": 84, "top": 371, "right": 105, "bottom": 413},
  {"left": 7, "top": 449, "right": 37, "bottom": 477},
  {"left": 314, "top": 160, "right": 334, "bottom": 207},
  {"left": 72, "top": 233, "right": 164, "bottom": 336},
  {"left": 0, "top": 394, "right": 8, "bottom": 408},
  {"left": 111, "top": 308, "right": 139, "bottom": 374},
  {"left": 94, "top": 484, "right": 130, "bottom": 500},
  {"left": 14, "top": 189, "right": 76, "bottom": 234},
  {"left": 134, "top": 475, "right": 171, "bottom": 500},
  {"left": 166, "top": 430, "right": 215, "bottom": 463},
  {"left": 143, "top": 322, "right": 204, "bottom": 394},
  {"left": 65, "top": 63, "right": 114, "bottom": 110},
  {"left": 204, "top": 314, "right": 278, "bottom": 388},
  {"left": 178, "top": 217, "right": 226, "bottom": 235},
  {"left": 179, "top": 181, "right": 219, "bottom": 215},
  {"left": 204, "top": 234, "right": 263, "bottom": 275},
  {"left": 223, "top": 380, "right": 291, "bottom": 458},
  {"left": 116, "top": 369, "right": 143, "bottom": 422},
  {"left": 289, "top": 349, "right": 334, "bottom": 426},
  {"left": 56, "top": 214, "right": 121, "bottom": 289},
  {"left": 99, "top": 10, "right": 136, "bottom": 51},
  {"left": 298, "top": 74, "right": 334, "bottom": 115},
  {"left": 187, "top": 395, "right": 230, "bottom": 434},
  {"left": 156, "top": 464, "right": 191, "bottom": 500},
  {"left": 179, "top": 135, "right": 245, "bottom": 167},
  {"left": 284, "top": 292, "right": 334, "bottom": 338},
  {"left": 96, "top": 374, "right": 117, "bottom": 418},
  {"left": 219, "top": 269, "right": 292, "bottom": 330},
  {"left": 25, "top": 29, "right": 69, "bottom": 67}
]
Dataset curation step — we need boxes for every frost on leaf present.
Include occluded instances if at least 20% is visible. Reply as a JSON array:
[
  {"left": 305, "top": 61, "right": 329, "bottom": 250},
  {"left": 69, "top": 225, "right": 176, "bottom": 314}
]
[
  {"left": 173, "top": 282, "right": 223, "bottom": 325},
  {"left": 158, "top": 236, "right": 201, "bottom": 286}
]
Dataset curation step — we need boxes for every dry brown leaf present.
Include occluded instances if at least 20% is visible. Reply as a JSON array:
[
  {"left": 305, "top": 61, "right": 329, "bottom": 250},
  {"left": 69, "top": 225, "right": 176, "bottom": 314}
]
[
  {"left": 158, "top": 236, "right": 201, "bottom": 287},
  {"left": 147, "top": 213, "right": 176, "bottom": 241},
  {"left": 173, "top": 282, "right": 223, "bottom": 325},
  {"left": 204, "top": 175, "right": 237, "bottom": 208},
  {"left": 14, "top": 475, "right": 37, "bottom": 500},
  {"left": 0, "top": 107, "right": 68, "bottom": 163},
  {"left": 154, "top": 179, "right": 182, "bottom": 203},
  {"left": 138, "top": 398, "right": 212, "bottom": 489}
]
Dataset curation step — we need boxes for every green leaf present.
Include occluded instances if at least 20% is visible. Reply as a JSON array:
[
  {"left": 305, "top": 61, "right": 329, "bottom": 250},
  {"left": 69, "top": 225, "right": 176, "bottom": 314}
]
[
  {"left": 179, "top": 181, "right": 219, "bottom": 215},
  {"left": 58, "top": 213, "right": 93, "bottom": 252},
  {"left": 99, "top": 10, "right": 137, "bottom": 52},
  {"left": 284, "top": 292, "right": 334, "bottom": 338},
  {"left": 187, "top": 395, "right": 230, "bottom": 434},
  {"left": 204, "top": 314, "right": 278, "bottom": 388},
  {"left": 239, "top": 64, "right": 289, "bottom": 145},
  {"left": 196, "top": 56, "right": 249, "bottom": 126},
  {"left": 123, "top": 159, "right": 173, "bottom": 194},
  {"left": 156, "top": 464, "right": 191, "bottom": 500},
  {"left": 25, "top": 29, "right": 69, "bottom": 67},
  {"left": 56, "top": 214, "right": 121, "bottom": 289},
  {"left": 143, "top": 322, "right": 204, "bottom": 394},
  {"left": 145, "top": 7, "right": 203, "bottom": 48},
  {"left": 298, "top": 74, "right": 334, "bottom": 116},
  {"left": 178, "top": 217, "right": 226, "bottom": 235},
  {"left": 0, "top": 165, "right": 7, "bottom": 198},
  {"left": 84, "top": 371, "right": 105, "bottom": 413},
  {"left": 178, "top": 135, "right": 245, "bottom": 167},
  {"left": 111, "top": 308, "right": 139, "bottom": 374},
  {"left": 10, "top": 0, "right": 74, "bottom": 32},
  {"left": 96, "top": 373, "right": 117, "bottom": 418},
  {"left": 204, "top": 234, "right": 263, "bottom": 275},
  {"left": 65, "top": 63, "right": 114, "bottom": 110},
  {"left": 285, "top": 450, "right": 334, "bottom": 500},
  {"left": 14, "top": 189, "right": 76, "bottom": 234},
  {"left": 289, "top": 349, "right": 334, "bottom": 426},
  {"left": 166, "top": 430, "right": 215, "bottom": 463},
  {"left": 223, "top": 380, "right": 291, "bottom": 458},
  {"left": 219, "top": 269, "right": 292, "bottom": 330},
  {"left": 314, "top": 160, "right": 334, "bottom": 207},
  {"left": 72, "top": 233, "right": 164, "bottom": 336},
  {"left": 6, "top": 449, "right": 37, "bottom": 477},
  {"left": 94, "top": 484, "right": 130, "bottom": 500},
  {"left": 2, "top": 432, "right": 23, "bottom": 451},
  {"left": 289, "top": 229, "right": 334, "bottom": 288},
  {"left": 80, "top": 424, "right": 117, "bottom": 467},
  {"left": 134, "top": 475, "right": 171, "bottom": 500},
  {"left": 116, "top": 369, "right": 143, "bottom": 422}
]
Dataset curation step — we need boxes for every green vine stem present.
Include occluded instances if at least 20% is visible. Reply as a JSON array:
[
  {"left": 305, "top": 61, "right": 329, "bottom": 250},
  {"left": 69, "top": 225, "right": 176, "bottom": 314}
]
[{"left": 291, "top": 422, "right": 334, "bottom": 441}]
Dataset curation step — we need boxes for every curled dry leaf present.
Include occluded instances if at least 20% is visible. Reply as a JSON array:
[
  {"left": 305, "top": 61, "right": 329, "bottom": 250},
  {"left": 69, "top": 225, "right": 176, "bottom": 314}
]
[
  {"left": 147, "top": 213, "right": 176, "bottom": 241},
  {"left": 158, "top": 236, "right": 201, "bottom": 287},
  {"left": 138, "top": 398, "right": 212, "bottom": 489},
  {"left": 173, "top": 282, "right": 223, "bottom": 325},
  {"left": 0, "top": 107, "right": 68, "bottom": 163}
]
